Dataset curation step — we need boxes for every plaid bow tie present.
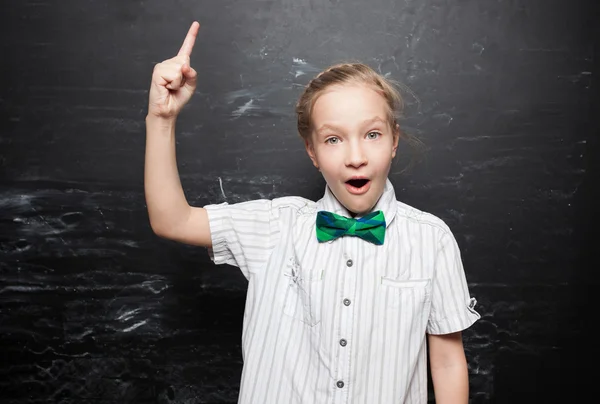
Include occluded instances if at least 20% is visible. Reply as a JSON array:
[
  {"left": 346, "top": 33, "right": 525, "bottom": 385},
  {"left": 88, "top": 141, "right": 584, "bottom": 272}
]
[{"left": 316, "top": 210, "right": 386, "bottom": 245}]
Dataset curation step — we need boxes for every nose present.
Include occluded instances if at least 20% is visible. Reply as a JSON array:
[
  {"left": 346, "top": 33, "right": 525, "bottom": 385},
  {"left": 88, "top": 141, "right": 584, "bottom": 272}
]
[{"left": 345, "top": 140, "right": 367, "bottom": 168}]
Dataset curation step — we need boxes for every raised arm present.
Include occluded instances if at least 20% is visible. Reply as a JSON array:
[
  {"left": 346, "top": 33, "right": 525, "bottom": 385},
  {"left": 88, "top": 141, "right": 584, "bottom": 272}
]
[{"left": 144, "top": 21, "right": 211, "bottom": 247}]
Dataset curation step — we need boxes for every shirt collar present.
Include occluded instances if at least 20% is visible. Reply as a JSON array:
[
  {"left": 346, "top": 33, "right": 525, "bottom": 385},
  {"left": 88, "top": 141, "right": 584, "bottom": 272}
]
[{"left": 315, "top": 178, "right": 397, "bottom": 228}]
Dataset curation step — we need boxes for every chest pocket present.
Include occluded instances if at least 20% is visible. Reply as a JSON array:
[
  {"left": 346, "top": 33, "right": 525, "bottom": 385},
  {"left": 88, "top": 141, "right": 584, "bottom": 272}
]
[
  {"left": 380, "top": 277, "right": 432, "bottom": 310},
  {"left": 282, "top": 268, "right": 324, "bottom": 327}
]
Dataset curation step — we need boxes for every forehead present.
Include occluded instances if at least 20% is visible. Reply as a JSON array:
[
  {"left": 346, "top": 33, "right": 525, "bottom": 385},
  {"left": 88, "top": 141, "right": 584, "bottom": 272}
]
[{"left": 311, "top": 83, "right": 389, "bottom": 127}]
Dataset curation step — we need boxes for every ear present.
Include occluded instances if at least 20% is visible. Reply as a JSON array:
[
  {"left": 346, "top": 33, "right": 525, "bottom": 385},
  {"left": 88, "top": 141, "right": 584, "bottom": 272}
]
[
  {"left": 304, "top": 138, "right": 319, "bottom": 169},
  {"left": 391, "top": 123, "right": 400, "bottom": 159}
]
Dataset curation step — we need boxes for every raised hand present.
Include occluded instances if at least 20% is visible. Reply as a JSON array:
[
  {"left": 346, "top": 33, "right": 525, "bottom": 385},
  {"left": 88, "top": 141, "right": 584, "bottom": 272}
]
[{"left": 147, "top": 21, "right": 200, "bottom": 119}]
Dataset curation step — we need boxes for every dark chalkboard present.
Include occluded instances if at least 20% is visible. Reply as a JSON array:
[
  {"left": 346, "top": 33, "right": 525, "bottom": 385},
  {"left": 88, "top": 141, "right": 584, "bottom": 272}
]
[{"left": 1, "top": 0, "right": 597, "bottom": 402}]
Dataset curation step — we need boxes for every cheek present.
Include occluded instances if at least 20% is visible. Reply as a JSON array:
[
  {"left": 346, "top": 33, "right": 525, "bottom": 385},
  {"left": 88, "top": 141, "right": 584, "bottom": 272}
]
[
  {"left": 368, "top": 144, "right": 391, "bottom": 159},
  {"left": 371, "top": 152, "right": 394, "bottom": 171},
  {"left": 316, "top": 155, "right": 341, "bottom": 179},
  {"left": 318, "top": 159, "right": 338, "bottom": 175},
  {"left": 315, "top": 147, "right": 340, "bottom": 165}
]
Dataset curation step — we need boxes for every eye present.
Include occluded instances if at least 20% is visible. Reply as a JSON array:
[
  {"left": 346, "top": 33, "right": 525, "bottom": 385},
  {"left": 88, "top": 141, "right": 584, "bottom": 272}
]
[
  {"left": 367, "top": 131, "right": 381, "bottom": 139},
  {"left": 326, "top": 137, "right": 340, "bottom": 144}
]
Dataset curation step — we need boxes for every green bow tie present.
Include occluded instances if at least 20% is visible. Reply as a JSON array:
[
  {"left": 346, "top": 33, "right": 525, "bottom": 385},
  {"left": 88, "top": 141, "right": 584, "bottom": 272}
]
[{"left": 316, "top": 210, "right": 386, "bottom": 245}]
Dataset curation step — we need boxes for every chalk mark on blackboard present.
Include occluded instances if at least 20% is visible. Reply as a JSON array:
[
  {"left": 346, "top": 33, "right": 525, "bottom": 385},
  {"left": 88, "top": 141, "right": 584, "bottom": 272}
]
[
  {"left": 232, "top": 99, "right": 256, "bottom": 118},
  {"left": 29, "top": 204, "right": 78, "bottom": 257},
  {"left": 117, "top": 308, "right": 141, "bottom": 322},
  {"left": 122, "top": 320, "right": 147, "bottom": 333},
  {"left": 218, "top": 177, "right": 227, "bottom": 199},
  {"left": 97, "top": 207, "right": 109, "bottom": 230},
  {"left": 292, "top": 57, "right": 320, "bottom": 78}
]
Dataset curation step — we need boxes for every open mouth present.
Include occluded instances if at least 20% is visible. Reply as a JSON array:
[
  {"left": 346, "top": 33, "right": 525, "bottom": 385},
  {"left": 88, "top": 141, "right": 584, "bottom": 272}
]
[
  {"left": 346, "top": 178, "right": 370, "bottom": 189},
  {"left": 346, "top": 178, "right": 371, "bottom": 193}
]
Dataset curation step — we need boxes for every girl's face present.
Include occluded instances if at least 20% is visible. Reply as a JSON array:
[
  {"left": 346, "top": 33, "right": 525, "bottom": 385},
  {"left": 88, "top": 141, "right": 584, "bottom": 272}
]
[{"left": 305, "top": 83, "right": 399, "bottom": 216}]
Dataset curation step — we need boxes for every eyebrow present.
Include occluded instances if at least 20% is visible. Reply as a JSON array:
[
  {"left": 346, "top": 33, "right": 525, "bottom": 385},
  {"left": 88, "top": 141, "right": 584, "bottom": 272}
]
[{"left": 315, "top": 117, "right": 387, "bottom": 134}]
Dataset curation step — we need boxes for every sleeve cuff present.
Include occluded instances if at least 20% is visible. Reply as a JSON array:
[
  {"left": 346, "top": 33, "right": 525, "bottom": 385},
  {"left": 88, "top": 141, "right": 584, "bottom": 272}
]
[
  {"left": 427, "top": 297, "right": 481, "bottom": 335},
  {"left": 204, "top": 203, "right": 236, "bottom": 267}
]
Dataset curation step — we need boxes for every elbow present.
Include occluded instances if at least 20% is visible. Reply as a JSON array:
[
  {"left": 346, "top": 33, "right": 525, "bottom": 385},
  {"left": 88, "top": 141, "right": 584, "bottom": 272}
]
[
  {"left": 147, "top": 206, "right": 192, "bottom": 241},
  {"left": 149, "top": 218, "right": 171, "bottom": 239}
]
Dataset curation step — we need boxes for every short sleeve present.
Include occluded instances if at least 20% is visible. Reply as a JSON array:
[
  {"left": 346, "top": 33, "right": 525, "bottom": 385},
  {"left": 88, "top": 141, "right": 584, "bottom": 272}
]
[
  {"left": 204, "top": 199, "right": 280, "bottom": 279},
  {"left": 426, "top": 229, "right": 480, "bottom": 335}
]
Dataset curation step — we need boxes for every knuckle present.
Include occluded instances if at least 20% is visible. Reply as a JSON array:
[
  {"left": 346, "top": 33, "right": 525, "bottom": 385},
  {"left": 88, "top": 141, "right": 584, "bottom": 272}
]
[{"left": 176, "top": 55, "right": 189, "bottom": 64}]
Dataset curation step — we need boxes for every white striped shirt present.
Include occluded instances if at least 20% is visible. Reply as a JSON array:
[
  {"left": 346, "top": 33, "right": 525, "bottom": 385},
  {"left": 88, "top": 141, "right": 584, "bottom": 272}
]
[{"left": 204, "top": 178, "right": 480, "bottom": 404}]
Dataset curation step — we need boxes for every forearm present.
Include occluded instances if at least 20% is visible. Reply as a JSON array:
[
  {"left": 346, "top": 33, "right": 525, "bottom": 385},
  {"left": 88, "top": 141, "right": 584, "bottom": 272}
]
[
  {"left": 144, "top": 115, "right": 191, "bottom": 236},
  {"left": 430, "top": 359, "right": 469, "bottom": 404}
]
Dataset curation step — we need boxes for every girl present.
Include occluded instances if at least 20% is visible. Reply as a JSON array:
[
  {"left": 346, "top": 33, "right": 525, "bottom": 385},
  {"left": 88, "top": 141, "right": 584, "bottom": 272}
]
[{"left": 145, "top": 21, "right": 480, "bottom": 404}]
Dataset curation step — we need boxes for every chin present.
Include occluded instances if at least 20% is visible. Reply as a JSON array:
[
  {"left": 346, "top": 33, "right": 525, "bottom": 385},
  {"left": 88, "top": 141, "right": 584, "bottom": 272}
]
[{"left": 345, "top": 201, "right": 375, "bottom": 216}]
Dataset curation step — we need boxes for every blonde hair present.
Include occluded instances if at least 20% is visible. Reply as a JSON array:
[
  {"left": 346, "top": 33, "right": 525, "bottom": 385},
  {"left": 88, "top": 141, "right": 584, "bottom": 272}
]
[
  {"left": 295, "top": 62, "right": 424, "bottom": 171},
  {"left": 295, "top": 62, "right": 403, "bottom": 140}
]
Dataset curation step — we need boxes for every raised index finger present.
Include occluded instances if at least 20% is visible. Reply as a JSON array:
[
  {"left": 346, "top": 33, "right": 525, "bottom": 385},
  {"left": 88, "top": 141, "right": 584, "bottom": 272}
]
[{"left": 177, "top": 21, "right": 200, "bottom": 57}]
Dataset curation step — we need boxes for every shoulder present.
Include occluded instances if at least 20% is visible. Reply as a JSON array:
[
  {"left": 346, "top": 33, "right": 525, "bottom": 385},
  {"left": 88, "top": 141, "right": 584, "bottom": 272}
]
[
  {"left": 271, "top": 195, "right": 315, "bottom": 212},
  {"left": 392, "top": 199, "right": 453, "bottom": 236},
  {"left": 206, "top": 195, "right": 312, "bottom": 210},
  {"left": 205, "top": 195, "right": 315, "bottom": 219}
]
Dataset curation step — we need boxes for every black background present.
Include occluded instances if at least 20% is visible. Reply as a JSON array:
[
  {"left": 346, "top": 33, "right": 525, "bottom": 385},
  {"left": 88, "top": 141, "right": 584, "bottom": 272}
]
[{"left": 1, "top": 0, "right": 598, "bottom": 402}]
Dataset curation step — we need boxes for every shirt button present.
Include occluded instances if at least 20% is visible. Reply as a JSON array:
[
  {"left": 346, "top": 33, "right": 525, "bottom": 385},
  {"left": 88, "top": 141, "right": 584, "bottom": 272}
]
[
  {"left": 339, "top": 339, "right": 347, "bottom": 347},
  {"left": 336, "top": 381, "right": 344, "bottom": 388},
  {"left": 346, "top": 259, "right": 353, "bottom": 267},
  {"left": 343, "top": 298, "right": 351, "bottom": 306}
]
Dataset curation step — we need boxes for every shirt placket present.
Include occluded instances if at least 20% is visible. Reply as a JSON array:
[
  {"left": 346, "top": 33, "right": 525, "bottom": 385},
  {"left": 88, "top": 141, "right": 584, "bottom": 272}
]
[{"left": 332, "top": 235, "right": 358, "bottom": 403}]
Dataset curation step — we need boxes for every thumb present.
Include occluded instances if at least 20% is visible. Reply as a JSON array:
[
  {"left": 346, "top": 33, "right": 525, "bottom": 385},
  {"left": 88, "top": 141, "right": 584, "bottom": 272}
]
[{"left": 182, "top": 64, "right": 197, "bottom": 88}]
